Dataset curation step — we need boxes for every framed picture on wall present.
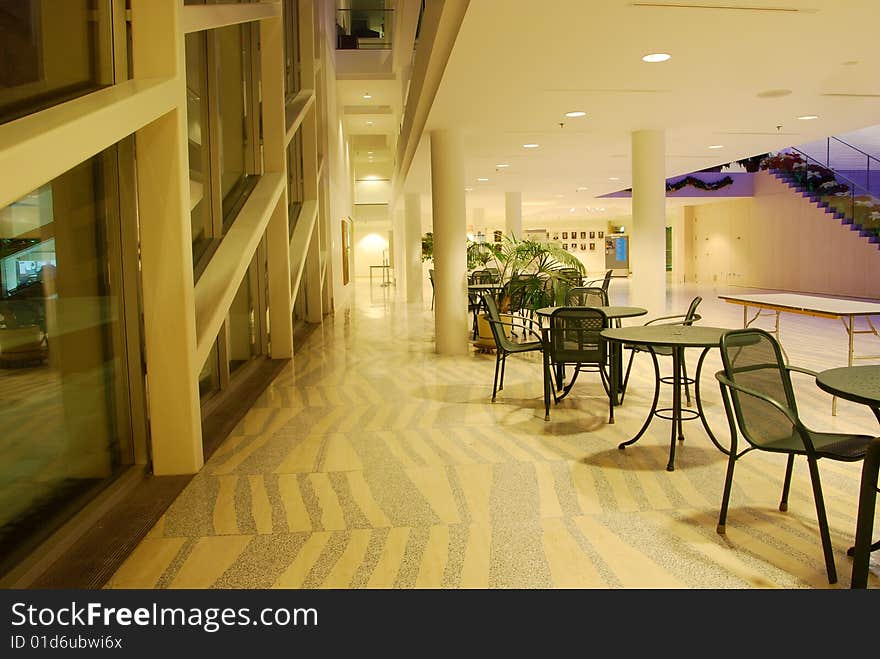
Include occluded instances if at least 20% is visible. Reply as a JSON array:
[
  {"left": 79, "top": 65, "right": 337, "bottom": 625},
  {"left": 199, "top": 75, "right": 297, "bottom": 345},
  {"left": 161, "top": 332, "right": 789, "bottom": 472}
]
[
  {"left": 580, "top": 231, "right": 586, "bottom": 239},
  {"left": 589, "top": 231, "right": 595, "bottom": 239},
  {"left": 580, "top": 243, "right": 587, "bottom": 251},
  {"left": 562, "top": 232, "right": 568, "bottom": 239},
  {"left": 598, "top": 231, "right": 604, "bottom": 238},
  {"left": 571, "top": 228, "right": 577, "bottom": 237},
  {"left": 562, "top": 243, "right": 568, "bottom": 250},
  {"left": 552, "top": 233, "right": 559, "bottom": 240},
  {"left": 589, "top": 242, "right": 596, "bottom": 250}
]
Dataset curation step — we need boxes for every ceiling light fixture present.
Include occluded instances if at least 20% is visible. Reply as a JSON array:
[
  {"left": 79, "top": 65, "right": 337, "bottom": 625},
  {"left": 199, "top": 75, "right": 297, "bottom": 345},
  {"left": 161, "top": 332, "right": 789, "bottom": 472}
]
[
  {"left": 495, "top": 163, "right": 510, "bottom": 168},
  {"left": 609, "top": 177, "right": 620, "bottom": 181},
  {"left": 477, "top": 177, "right": 489, "bottom": 182},
  {"left": 569, "top": 208, "right": 576, "bottom": 212},
  {"left": 565, "top": 111, "right": 587, "bottom": 118},
  {"left": 642, "top": 53, "right": 671, "bottom": 63},
  {"left": 522, "top": 143, "right": 539, "bottom": 149},
  {"left": 465, "top": 187, "right": 473, "bottom": 191},
  {"left": 366, "top": 121, "right": 374, "bottom": 126},
  {"left": 577, "top": 186, "right": 588, "bottom": 191},
  {"left": 708, "top": 144, "right": 725, "bottom": 149},
  {"left": 797, "top": 115, "right": 819, "bottom": 120},
  {"left": 363, "top": 93, "right": 372, "bottom": 99}
]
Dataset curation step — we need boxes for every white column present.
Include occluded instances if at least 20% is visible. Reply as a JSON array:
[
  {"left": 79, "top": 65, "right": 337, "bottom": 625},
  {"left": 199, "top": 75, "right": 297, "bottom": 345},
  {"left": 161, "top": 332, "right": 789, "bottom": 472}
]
[
  {"left": 405, "top": 193, "right": 423, "bottom": 303},
  {"left": 505, "top": 191, "right": 522, "bottom": 240},
  {"left": 430, "top": 129, "right": 468, "bottom": 355},
  {"left": 472, "top": 207, "right": 485, "bottom": 242},
  {"left": 631, "top": 129, "right": 667, "bottom": 316}
]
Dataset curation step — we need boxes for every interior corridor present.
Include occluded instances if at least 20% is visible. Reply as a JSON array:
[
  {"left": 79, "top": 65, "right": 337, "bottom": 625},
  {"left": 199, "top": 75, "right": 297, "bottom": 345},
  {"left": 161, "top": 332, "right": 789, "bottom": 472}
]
[{"left": 107, "top": 276, "right": 880, "bottom": 589}]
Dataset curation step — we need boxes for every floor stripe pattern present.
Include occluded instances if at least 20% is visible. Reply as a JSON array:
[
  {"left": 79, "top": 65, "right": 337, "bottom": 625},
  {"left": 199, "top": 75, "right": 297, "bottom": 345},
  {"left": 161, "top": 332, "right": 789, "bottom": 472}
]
[{"left": 108, "top": 280, "right": 880, "bottom": 589}]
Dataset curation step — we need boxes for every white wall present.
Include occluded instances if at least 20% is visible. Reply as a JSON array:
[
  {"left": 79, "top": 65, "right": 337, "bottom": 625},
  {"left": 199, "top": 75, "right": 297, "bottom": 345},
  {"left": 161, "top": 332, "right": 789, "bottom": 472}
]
[{"left": 685, "top": 171, "right": 880, "bottom": 297}]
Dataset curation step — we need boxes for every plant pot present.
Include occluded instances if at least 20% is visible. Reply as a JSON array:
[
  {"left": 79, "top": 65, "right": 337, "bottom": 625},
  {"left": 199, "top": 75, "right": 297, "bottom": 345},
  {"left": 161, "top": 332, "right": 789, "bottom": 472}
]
[{"left": 474, "top": 315, "right": 508, "bottom": 352}]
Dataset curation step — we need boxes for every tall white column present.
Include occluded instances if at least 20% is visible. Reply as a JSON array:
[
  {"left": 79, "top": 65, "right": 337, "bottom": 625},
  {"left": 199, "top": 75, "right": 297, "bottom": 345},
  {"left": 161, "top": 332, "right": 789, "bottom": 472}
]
[
  {"left": 430, "top": 129, "right": 468, "bottom": 355},
  {"left": 631, "top": 129, "right": 667, "bottom": 316},
  {"left": 405, "top": 193, "right": 423, "bottom": 303},
  {"left": 505, "top": 191, "right": 522, "bottom": 240}
]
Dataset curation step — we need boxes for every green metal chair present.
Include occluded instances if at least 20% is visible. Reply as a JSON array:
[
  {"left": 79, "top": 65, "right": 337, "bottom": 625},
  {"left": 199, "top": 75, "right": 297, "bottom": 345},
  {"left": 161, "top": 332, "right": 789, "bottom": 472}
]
[
  {"left": 584, "top": 269, "right": 612, "bottom": 298},
  {"left": 619, "top": 296, "right": 702, "bottom": 404},
  {"left": 715, "top": 328, "right": 874, "bottom": 585},
  {"left": 482, "top": 294, "right": 544, "bottom": 402},
  {"left": 428, "top": 269, "right": 434, "bottom": 310},
  {"left": 565, "top": 286, "right": 608, "bottom": 307},
  {"left": 541, "top": 307, "right": 613, "bottom": 423}
]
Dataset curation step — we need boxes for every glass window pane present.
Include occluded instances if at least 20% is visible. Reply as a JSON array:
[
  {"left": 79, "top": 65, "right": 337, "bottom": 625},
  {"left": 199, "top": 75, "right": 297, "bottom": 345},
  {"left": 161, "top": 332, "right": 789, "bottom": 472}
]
[
  {"left": 185, "top": 31, "right": 213, "bottom": 264},
  {"left": 0, "top": 148, "right": 132, "bottom": 572},
  {"left": 216, "top": 24, "right": 253, "bottom": 223},
  {"left": 198, "top": 339, "right": 220, "bottom": 400},
  {"left": 227, "top": 263, "right": 260, "bottom": 374},
  {"left": 0, "top": 0, "right": 113, "bottom": 125},
  {"left": 283, "top": 0, "right": 300, "bottom": 98}
]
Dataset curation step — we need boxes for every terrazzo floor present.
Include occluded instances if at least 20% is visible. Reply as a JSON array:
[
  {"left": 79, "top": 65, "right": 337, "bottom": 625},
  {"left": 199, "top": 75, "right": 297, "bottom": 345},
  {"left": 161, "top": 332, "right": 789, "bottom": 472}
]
[{"left": 107, "top": 276, "right": 880, "bottom": 589}]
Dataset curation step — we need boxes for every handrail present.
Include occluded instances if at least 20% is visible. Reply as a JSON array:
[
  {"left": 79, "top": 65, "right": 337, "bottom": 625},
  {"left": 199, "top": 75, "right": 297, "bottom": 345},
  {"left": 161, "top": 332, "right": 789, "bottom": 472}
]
[
  {"left": 830, "top": 136, "right": 880, "bottom": 166},
  {"left": 787, "top": 147, "right": 872, "bottom": 197}
]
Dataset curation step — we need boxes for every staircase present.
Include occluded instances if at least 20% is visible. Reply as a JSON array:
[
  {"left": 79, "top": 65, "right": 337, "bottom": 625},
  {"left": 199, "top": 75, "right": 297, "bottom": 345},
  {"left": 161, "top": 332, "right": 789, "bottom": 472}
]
[{"left": 763, "top": 147, "right": 880, "bottom": 249}]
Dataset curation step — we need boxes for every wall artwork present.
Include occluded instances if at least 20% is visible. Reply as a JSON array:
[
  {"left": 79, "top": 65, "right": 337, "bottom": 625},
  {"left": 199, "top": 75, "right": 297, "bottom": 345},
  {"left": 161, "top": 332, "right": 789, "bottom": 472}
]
[
  {"left": 562, "top": 232, "right": 568, "bottom": 239},
  {"left": 598, "top": 231, "right": 604, "bottom": 238},
  {"left": 589, "top": 242, "right": 596, "bottom": 251},
  {"left": 570, "top": 228, "right": 577, "bottom": 237},
  {"left": 580, "top": 243, "right": 587, "bottom": 251},
  {"left": 562, "top": 243, "right": 568, "bottom": 250},
  {"left": 589, "top": 231, "right": 595, "bottom": 239},
  {"left": 552, "top": 233, "right": 559, "bottom": 240},
  {"left": 580, "top": 231, "right": 586, "bottom": 239}
]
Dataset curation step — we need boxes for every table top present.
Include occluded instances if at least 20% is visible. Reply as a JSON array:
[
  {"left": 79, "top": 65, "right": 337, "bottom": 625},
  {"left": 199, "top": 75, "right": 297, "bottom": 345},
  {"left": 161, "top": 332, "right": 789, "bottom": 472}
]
[
  {"left": 719, "top": 292, "right": 880, "bottom": 316},
  {"left": 601, "top": 325, "right": 729, "bottom": 347},
  {"left": 815, "top": 365, "right": 880, "bottom": 408},
  {"left": 468, "top": 283, "right": 504, "bottom": 290},
  {"left": 536, "top": 306, "right": 647, "bottom": 320}
]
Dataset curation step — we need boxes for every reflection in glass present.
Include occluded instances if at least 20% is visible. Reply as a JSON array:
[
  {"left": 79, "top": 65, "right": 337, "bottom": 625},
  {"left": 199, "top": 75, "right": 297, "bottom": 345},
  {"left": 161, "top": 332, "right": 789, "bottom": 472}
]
[
  {"left": 0, "top": 0, "right": 113, "bottom": 124},
  {"left": 286, "top": 129, "right": 304, "bottom": 236},
  {"left": 216, "top": 24, "right": 253, "bottom": 224},
  {"left": 185, "top": 31, "right": 213, "bottom": 265},
  {"left": 0, "top": 149, "right": 132, "bottom": 572},
  {"left": 228, "top": 264, "right": 259, "bottom": 375},
  {"left": 198, "top": 339, "right": 220, "bottom": 400}
]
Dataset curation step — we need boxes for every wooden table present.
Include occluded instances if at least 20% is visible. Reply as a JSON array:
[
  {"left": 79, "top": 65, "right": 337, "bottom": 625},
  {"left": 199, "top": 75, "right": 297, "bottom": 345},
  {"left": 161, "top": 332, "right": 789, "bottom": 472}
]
[
  {"left": 814, "top": 364, "right": 880, "bottom": 588},
  {"left": 719, "top": 292, "right": 880, "bottom": 414},
  {"left": 601, "top": 325, "right": 730, "bottom": 471}
]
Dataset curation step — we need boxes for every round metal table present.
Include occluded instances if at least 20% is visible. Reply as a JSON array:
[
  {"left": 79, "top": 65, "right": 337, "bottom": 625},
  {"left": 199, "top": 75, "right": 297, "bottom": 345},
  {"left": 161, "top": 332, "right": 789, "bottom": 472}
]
[
  {"left": 535, "top": 306, "right": 647, "bottom": 322},
  {"left": 815, "top": 365, "right": 880, "bottom": 422},
  {"left": 601, "top": 325, "right": 730, "bottom": 471},
  {"left": 814, "top": 364, "right": 880, "bottom": 587}
]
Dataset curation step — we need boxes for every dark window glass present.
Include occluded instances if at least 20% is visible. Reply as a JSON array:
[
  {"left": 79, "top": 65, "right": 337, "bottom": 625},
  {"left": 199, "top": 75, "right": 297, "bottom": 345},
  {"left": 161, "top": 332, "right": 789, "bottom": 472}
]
[
  {"left": 0, "top": 147, "right": 133, "bottom": 575},
  {"left": 0, "top": 0, "right": 114, "bottom": 124}
]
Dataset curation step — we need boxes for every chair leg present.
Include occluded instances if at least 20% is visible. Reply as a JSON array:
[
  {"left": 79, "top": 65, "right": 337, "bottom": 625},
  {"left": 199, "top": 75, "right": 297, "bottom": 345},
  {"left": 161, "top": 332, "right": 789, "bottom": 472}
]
[
  {"left": 599, "top": 366, "right": 614, "bottom": 424},
  {"left": 492, "top": 350, "right": 502, "bottom": 401},
  {"left": 499, "top": 352, "right": 507, "bottom": 391},
  {"left": 780, "top": 454, "right": 795, "bottom": 512},
  {"left": 543, "top": 351, "right": 552, "bottom": 421},
  {"left": 717, "top": 452, "right": 737, "bottom": 535},
  {"left": 804, "top": 455, "right": 838, "bottom": 584}
]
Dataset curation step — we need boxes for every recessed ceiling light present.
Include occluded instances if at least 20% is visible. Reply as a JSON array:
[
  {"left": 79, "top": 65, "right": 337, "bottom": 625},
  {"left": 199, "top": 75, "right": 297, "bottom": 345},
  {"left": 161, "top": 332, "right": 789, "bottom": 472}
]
[
  {"left": 364, "top": 175, "right": 380, "bottom": 181},
  {"left": 522, "top": 143, "right": 539, "bottom": 149},
  {"left": 569, "top": 208, "right": 576, "bottom": 212},
  {"left": 577, "top": 186, "right": 589, "bottom": 191},
  {"left": 599, "top": 208, "right": 606, "bottom": 212},
  {"left": 465, "top": 187, "right": 473, "bottom": 191},
  {"left": 708, "top": 144, "right": 725, "bottom": 149},
  {"left": 363, "top": 93, "right": 372, "bottom": 99},
  {"left": 477, "top": 177, "right": 489, "bottom": 182},
  {"left": 797, "top": 115, "right": 819, "bottom": 120},
  {"left": 565, "top": 111, "right": 587, "bottom": 118},
  {"left": 609, "top": 177, "right": 620, "bottom": 181},
  {"left": 495, "top": 163, "right": 510, "bottom": 168},
  {"left": 366, "top": 121, "right": 374, "bottom": 126},
  {"left": 642, "top": 53, "right": 671, "bottom": 63},
  {"left": 367, "top": 151, "right": 374, "bottom": 155}
]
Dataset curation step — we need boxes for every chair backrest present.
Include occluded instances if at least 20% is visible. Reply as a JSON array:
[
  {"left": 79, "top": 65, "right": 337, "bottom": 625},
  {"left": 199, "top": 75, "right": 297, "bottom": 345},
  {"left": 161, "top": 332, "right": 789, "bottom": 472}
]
[
  {"left": 484, "top": 267, "right": 501, "bottom": 283},
  {"left": 565, "top": 286, "right": 608, "bottom": 307},
  {"left": 502, "top": 276, "right": 529, "bottom": 314},
  {"left": 544, "top": 307, "right": 608, "bottom": 365},
  {"left": 684, "top": 296, "right": 702, "bottom": 325},
  {"left": 482, "top": 293, "right": 519, "bottom": 353},
  {"left": 470, "top": 269, "right": 494, "bottom": 285},
  {"left": 558, "top": 268, "right": 583, "bottom": 286},
  {"left": 428, "top": 269, "right": 434, "bottom": 285},
  {"left": 719, "top": 328, "right": 799, "bottom": 449},
  {"left": 599, "top": 269, "right": 612, "bottom": 291}
]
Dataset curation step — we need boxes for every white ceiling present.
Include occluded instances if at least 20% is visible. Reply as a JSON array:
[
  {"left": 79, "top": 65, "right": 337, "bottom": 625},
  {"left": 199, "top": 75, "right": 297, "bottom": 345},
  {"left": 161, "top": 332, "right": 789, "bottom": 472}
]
[{"left": 401, "top": 0, "right": 880, "bottom": 223}]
